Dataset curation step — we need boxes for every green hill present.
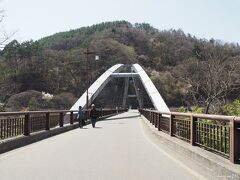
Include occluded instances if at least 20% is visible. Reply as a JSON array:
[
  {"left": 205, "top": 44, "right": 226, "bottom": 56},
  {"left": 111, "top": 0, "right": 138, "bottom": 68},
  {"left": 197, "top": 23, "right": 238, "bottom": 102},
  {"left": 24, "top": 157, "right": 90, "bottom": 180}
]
[{"left": 0, "top": 21, "right": 240, "bottom": 113}]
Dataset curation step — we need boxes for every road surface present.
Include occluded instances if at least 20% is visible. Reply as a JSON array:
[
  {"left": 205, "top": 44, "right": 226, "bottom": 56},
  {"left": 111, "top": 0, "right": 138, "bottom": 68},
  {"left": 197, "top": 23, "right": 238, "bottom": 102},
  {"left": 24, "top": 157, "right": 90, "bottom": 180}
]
[{"left": 0, "top": 110, "right": 201, "bottom": 180}]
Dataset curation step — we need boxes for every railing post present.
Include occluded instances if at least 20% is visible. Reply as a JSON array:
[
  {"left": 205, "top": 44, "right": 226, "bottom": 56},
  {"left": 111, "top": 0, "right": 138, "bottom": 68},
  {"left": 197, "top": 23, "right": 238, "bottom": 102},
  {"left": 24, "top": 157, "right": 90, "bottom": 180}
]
[
  {"left": 151, "top": 112, "right": 153, "bottom": 124},
  {"left": 155, "top": 113, "right": 158, "bottom": 128},
  {"left": 158, "top": 113, "right": 162, "bottom": 131},
  {"left": 46, "top": 112, "right": 50, "bottom": 130},
  {"left": 24, "top": 113, "right": 30, "bottom": 136},
  {"left": 149, "top": 111, "right": 151, "bottom": 123},
  {"left": 190, "top": 115, "right": 197, "bottom": 146},
  {"left": 59, "top": 112, "right": 64, "bottom": 127},
  {"left": 230, "top": 118, "right": 240, "bottom": 163},
  {"left": 70, "top": 112, "right": 74, "bottom": 125},
  {"left": 147, "top": 111, "right": 149, "bottom": 120},
  {"left": 155, "top": 113, "right": 157, "bottom": 128},
  {"left": 170, "top": 114, "right": 174, "bottom": 136},
  {"left": 153, "top": 112, "right": 155, "bottom": 126}
]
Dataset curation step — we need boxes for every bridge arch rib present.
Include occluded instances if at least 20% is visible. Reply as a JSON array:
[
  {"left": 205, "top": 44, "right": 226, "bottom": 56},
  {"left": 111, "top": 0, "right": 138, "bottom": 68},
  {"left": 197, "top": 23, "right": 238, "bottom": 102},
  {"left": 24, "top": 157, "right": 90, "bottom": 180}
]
[
  {"left": 132, "top": 64, "right": 170, "bottom": 112},
  {"left": 70, "top": 64, "right": 124, "bottom": 110},
  {"left": 70, "top": 63, "right": 169, "bottom": 112}
]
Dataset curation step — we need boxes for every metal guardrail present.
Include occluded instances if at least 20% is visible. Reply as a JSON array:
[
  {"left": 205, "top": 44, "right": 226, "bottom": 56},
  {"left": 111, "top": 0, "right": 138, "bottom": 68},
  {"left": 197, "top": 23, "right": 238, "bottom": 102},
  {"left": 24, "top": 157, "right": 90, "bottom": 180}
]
[
  {"left": 139, "top": 108, "right": 240, "bottom": 164},
  {"left": 0, "top": 109, "right": 127, "bottom": 141}
]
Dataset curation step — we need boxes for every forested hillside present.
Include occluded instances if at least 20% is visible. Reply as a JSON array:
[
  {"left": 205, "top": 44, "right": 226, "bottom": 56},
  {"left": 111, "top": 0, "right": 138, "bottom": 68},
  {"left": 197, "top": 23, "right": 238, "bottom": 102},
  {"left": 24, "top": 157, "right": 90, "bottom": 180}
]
[{"left": 0, "top": 21, "right": 240, "bottom": 113}]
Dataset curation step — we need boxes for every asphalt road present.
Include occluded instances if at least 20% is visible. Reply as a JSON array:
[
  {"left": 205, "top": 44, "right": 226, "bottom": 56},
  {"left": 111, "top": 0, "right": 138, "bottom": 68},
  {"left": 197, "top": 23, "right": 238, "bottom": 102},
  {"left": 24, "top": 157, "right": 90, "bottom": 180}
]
[{"left": 0, "top": 110, "right": 201, "bottom": 180}]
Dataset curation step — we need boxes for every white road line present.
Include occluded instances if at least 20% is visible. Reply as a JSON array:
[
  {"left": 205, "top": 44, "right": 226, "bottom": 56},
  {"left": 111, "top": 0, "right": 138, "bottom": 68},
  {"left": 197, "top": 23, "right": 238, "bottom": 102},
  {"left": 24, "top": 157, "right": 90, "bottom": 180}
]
[{"left": 139, "top": 118, "right": 206, "bottom": 180}]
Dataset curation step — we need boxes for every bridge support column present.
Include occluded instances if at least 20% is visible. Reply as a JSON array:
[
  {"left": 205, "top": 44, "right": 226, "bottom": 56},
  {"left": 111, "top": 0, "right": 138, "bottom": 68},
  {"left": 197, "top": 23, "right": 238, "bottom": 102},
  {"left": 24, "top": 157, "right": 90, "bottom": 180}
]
[{"left": 132, "top": 77, "right": 143, "bottom": 109}]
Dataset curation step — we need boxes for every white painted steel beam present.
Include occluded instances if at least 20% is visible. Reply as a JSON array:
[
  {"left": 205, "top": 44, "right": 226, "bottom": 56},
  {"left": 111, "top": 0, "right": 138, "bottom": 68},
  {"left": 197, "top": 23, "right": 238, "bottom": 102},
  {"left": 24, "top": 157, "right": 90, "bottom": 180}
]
[
  {"left": 132, "top": 64, "right": 170, "bottom": 112},
  {"left": 128, "top": 94, "right": 137, "bottom": 98},
  {"left": 70, "top": 64, "right": 124, "bottom": 110},
  {"left": 110, "top": 73, "right": 139, "bottom": 78}
]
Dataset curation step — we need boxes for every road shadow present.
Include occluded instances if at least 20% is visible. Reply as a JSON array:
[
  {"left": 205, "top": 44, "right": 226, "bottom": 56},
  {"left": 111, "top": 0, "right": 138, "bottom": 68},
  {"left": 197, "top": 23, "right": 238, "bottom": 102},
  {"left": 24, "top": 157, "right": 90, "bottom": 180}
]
[
  {"left": 100, "top": 115, "right": 141, "bottom": 122},
  {"left": 94, "top": 126, "right": 102, "bottom": 129}
]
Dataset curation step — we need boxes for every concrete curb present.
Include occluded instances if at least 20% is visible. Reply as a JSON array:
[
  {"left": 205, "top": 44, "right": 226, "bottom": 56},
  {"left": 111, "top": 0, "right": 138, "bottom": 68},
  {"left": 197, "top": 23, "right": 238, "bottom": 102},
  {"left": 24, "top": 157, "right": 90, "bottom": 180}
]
[{"left": 141, "top": 115, "right": 240, "bottom": 179}]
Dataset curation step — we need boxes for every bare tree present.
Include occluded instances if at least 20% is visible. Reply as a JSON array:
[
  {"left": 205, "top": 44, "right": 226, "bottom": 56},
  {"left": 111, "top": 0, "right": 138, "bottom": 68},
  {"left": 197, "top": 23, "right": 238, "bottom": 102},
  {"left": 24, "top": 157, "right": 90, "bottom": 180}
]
[
  {"left": 176, "top": 51, "right": 240, "bottom": 114},
  {"left": 0, "top": 7, "right": 13, "bottom": 48}
]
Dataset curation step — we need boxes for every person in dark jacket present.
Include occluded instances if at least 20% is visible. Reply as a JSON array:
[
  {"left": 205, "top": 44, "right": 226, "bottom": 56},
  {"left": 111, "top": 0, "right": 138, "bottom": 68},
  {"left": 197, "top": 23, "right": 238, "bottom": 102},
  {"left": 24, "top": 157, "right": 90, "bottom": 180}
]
[
  {"left": 90, "top": 104, "right": 99, "bottom": 128},
  {"left": 78, "top": 106, "right": 85, "bottom": 128}
]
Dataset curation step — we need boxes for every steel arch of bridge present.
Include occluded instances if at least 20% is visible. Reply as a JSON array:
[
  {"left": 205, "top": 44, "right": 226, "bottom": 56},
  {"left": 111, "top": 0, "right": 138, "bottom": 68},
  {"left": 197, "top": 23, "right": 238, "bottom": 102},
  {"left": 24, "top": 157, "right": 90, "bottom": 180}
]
[{"left": 70, "top": 64, "right": 169, "bottom": 112}]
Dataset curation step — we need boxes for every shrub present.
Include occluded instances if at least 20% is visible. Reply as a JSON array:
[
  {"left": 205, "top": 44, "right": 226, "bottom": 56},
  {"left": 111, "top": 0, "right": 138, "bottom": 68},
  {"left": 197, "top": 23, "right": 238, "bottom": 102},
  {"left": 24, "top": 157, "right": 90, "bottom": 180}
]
[
  {"left": 178, "top": 106, "right": 187, "bottom": 112},
  {"left": 28, "top": 97, "right": 39, "bottom": 111},
  {"left": 178, "top": 106, "right": 203, "bottom": 114},
  {"left": 0, "top": 103, "right": 5, "bottom": 112},
  {"left": 224, "top": 99, "right": 240, "bottom": 116},
  {"left": 51, "top": 93, "right": 77, "bottom": 109},
  {"left": 192, "top": 106, "right": 203, "bottom": 114},
  {"left": 6, "top": 90, "right": 42, "bottom": 111}
]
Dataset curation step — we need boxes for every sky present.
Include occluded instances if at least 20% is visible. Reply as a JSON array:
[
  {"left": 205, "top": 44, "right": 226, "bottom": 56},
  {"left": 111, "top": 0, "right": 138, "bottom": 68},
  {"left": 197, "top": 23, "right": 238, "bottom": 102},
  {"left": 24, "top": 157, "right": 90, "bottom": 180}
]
[{"left": 1, "top": 0, "right": 240, "bottom": 44}]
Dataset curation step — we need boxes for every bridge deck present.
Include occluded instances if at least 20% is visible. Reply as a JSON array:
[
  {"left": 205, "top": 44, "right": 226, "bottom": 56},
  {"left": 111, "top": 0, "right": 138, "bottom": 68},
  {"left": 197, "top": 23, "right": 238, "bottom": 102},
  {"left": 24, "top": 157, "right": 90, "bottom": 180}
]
[{"left": 0, "top": 110, "right": 200, "bottom": 180}]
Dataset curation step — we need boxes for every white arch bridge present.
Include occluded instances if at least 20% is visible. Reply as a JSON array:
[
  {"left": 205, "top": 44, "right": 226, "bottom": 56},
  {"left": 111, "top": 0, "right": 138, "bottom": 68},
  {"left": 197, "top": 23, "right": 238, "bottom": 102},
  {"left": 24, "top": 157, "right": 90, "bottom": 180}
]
[{"left": 70, "top": 63, "right": 170, "bottom": 112}]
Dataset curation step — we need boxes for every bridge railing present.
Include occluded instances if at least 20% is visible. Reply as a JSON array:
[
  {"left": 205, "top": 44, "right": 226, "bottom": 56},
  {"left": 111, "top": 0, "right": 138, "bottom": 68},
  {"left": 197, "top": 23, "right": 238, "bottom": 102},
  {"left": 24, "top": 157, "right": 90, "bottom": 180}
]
[
  {"left": 0, "top": 110, "right": 77, "bottom": 140},
  {"left": 0, "top": 108, "right": 126, "bottom": 141},
  {"left": 139, "top": 108, "right": 240, "bottom": 164}
]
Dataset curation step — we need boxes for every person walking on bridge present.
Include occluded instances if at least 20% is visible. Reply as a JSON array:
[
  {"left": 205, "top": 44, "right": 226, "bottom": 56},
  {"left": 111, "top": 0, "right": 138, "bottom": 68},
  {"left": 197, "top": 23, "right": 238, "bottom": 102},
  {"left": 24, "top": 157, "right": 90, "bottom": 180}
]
[
  {"left": 90, "top": 104, "right": 99, "bottom": 128},
  {"left": 78, "top": 106, "right": 85, "bottom": 128}
]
